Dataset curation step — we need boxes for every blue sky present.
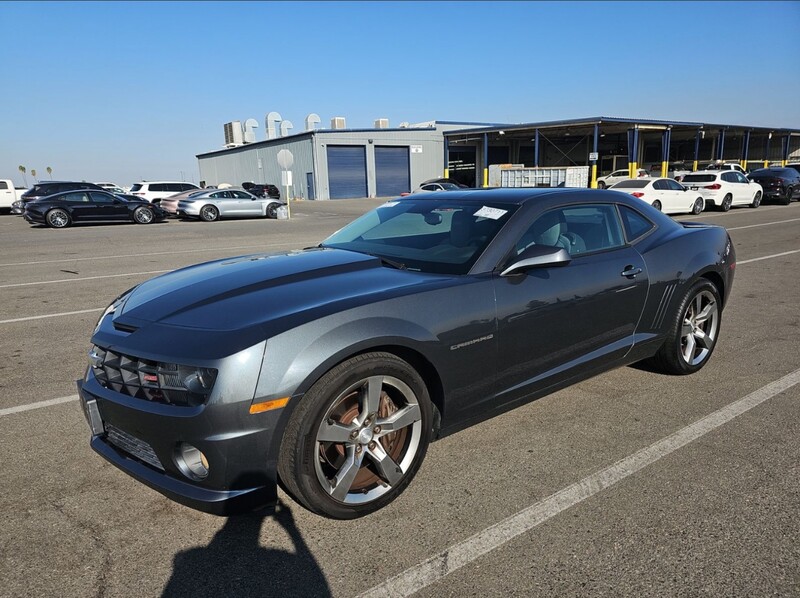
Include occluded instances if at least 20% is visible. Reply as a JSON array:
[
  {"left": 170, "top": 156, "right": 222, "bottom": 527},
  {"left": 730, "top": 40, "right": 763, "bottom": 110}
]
[{"left": 2, "top": 1, "right": 798, "bottom": 187}]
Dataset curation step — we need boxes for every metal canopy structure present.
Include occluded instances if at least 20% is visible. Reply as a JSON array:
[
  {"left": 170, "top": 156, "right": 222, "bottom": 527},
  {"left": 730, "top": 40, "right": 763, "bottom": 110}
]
[{"left": 443, "top": 116, "right": 800, "bottom": 189}]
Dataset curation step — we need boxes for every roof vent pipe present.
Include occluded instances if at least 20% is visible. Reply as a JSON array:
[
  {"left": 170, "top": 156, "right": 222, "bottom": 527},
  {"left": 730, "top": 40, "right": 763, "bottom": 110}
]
[{"left": 266, "top": 112, "right": 282, "bottom": 139}]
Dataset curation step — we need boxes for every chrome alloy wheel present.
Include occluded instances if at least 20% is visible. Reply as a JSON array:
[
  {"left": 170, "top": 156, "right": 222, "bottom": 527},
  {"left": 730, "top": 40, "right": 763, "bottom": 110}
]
[
  {"left": 134, "top": 207, "right": 153, "bottom": 223},
  {"left": 314, "top": 375, "right": 423, "bottom": 505},
  {"left": 680, "top": 289, "right": 719, "bottom": 366}
]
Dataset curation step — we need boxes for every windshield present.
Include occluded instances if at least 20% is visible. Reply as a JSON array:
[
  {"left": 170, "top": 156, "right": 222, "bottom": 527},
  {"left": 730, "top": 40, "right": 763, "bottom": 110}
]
[
  {"left": 611, "top": 180, "right": 649, "bottom": 189},
  {"left": 321, "top": 199, "right": 518, "bottom": 275}
]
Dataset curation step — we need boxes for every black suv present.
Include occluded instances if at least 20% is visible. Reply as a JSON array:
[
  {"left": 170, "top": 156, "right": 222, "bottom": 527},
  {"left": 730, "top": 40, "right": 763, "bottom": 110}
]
[
  {"left": 747, "top": 168, "right": 800, "bottom": 205},
  {"left": 242, "top": 182, "right": 280, "bottom": 199},
  {"left": 13, "top": 181, "right": 104, "bottom": 214}
]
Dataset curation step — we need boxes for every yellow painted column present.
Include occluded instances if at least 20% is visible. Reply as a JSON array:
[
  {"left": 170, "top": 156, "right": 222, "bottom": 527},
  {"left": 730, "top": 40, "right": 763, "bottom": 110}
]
[
  {"left": 741, "top": 160, "right": 748, "bottom": 170},
  {"left": 590, "top": 164, "right": 597, "bottom": 189},
  {"left": 630, "top": 162, "right": 638, "bottom": 178},
  {"left": 782, "top": 160, "right": 787, "bottom": 167},
  {"left": 661, "top": 161, "right": 668, "bottom": 178},
  {"left": 483, "top": 168, "right": 488, "bottom": 188},
  {"left": 692, "top": 160, "right": 698, "bottom": 172},
  {"left": 764, "top": 160, "right": 769, "bottom": 168},
  {"left": 444, "top": 168, "right": 449, "bottom": 178}
]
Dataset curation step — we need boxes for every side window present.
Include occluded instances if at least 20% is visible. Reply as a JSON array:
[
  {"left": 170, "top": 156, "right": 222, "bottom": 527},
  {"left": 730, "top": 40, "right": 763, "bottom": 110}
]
[
  {"left": 150, "top": 183, "right": 166, "bottom": 192},
  {"left": 721, "top": 172, "right": 735, "bottom": 183},
  {"left": 735, "top": 173, "right": 748, "bottom": 183},
  {"left": 90, "top": 192, "right": 113, "bottom": 204},
  {"left": 180, "top": 184, "right": 197, "bottom": 192},
  {"left": 210, "top": 192, "right": 228, "bottom": 199},
  {"left": 516, "top": 204, "right": 625, "bottom": 257},
  {"left": 64, "top": 192, "right": 90, "bottom": 203},
  {"left": 653, "top": 179, "right": 668, "bottom": 190},
  {"left": 0, "top": 181, "right": 7, "bottom": 190},
  {"left": 618, "top": 205, "right": 654, "bottom": 242},
  {"left": 611, "top": 170, "right": 626, "bottom": 177},
  {"left": 667, "top": 180, "right": 684, "bottom": 191},
  {"left": 166, "top": 183, "right": 182, "bottom": 192}
]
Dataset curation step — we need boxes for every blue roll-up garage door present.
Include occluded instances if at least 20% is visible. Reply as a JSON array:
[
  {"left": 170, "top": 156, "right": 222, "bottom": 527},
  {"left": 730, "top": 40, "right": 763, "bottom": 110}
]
[
  {"left": 375, "top": 146, "right": 410, "bottom": 197},
  {"left": 327, "top": 146, "right": 367, "bottom": 199}
]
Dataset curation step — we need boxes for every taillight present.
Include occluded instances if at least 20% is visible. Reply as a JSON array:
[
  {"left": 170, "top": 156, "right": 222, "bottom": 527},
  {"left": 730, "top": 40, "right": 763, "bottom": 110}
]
[
  {"left": 703, "top": 183, "right": 721, "bottom": 190},
  {"left": 631, "top": 192, "right": 645, "bottom": 198}
]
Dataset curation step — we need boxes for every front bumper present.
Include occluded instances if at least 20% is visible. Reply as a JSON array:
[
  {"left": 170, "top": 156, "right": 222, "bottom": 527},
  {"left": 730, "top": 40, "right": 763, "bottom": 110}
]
[{"left": 77, "top": 337, "right": 282, "bottom": 515}]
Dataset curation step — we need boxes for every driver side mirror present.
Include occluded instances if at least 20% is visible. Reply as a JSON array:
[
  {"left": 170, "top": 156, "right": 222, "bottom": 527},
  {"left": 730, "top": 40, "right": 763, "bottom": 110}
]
[{"left": 500, "top": 245, "right": 571, "bottom": 276}]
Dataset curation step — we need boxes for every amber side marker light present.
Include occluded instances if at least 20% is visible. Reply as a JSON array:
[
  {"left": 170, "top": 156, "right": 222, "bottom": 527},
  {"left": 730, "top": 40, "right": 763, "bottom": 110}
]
[{"left": 249, "top": 397, "right": 290, "bottom": 414}]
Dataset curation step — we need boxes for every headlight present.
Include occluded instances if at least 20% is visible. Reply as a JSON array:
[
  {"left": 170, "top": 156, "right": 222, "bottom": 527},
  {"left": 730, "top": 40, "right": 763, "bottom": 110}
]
[
  {"left": 93, "top": 287, "right": 137, "bottom": 333},
  {"left": 87, "top": 345, "right": 218, "bottom": 406}
]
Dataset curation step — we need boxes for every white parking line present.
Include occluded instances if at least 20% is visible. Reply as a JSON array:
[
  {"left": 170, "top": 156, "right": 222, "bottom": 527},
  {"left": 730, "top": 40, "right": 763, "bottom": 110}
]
[
  {"left": 0, "top": 394, "right": 79, "bottom": 417},
  {"left": 0, "top": 243, "right": 289, "bottom": 268},
  {"left": 738, "top": 249, "right": 800, "bottom": 264},
  {"left": 679, "top": 205, "right": 790, "bottom": 220},
  {"left": 0, "top": 308, "right": 103, "bottom": 324},
  {"left": 0, "top": 269, "right": 170, "bottom": 289},
  {"left": 727, "top": 217, "right": 800, "bottom": 231},
  {"left": 357, "top": 367, "right": 800, "bottom": 598}
]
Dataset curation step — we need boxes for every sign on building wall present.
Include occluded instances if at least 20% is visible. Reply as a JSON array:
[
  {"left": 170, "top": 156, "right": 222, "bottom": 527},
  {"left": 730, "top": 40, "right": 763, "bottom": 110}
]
[{"left": 410, "top": 145, "right": 423, "bottom": 154}]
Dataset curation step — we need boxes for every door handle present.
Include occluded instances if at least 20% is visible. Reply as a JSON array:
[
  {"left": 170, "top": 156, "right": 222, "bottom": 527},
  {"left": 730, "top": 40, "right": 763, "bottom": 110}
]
[{"left": 621, "top": 266, "right": 642, "bottom": 278}]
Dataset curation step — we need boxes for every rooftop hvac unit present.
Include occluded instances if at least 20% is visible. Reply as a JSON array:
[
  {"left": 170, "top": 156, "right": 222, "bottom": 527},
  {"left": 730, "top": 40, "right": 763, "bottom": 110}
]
[
  {"left": 374, "top": 118, "right": 389, "bottom": 129},
  {"left": 331, "top": 117, "right": 346, "bottom": 130},
  {"left": 224, "top": 121, "right": 243, "bottom": 146}
]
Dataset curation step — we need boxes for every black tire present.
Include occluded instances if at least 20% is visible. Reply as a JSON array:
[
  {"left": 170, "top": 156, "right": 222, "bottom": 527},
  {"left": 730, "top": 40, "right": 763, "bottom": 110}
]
[
  {"left": 719, "top": 194, "right": 733, "bottom": 212},
  {"left": 692, "top": 197, "right": 705, "bottom": 214},
  {"left": 652, "top": 200, "right": 662, "bottom": 211},
  {"left": 750, "top": 191, "right": 762, "bottom": 208},
  {"left": 133, "top": 206, "right": 154, "bottom": 224},
  {"left": 199, "top": 205, "right": 219, "bottom": 222},
  {"left": 278, "top": 352, "right": 433, "bottom": 519},
  {"left": 46, "top": 208, "right": 71, "bottom": 229},
  {"left": 597, "top": 181, "right": 606, "bottom": 190},
  {"left": 266, "top": 202, "right": 278, "bottom": 219},
  {"left": 780, "top": 187, "right": 793, "bottom": 205},
  {"left": 648, "top": 279, "right": 722, "bottom": 375}
]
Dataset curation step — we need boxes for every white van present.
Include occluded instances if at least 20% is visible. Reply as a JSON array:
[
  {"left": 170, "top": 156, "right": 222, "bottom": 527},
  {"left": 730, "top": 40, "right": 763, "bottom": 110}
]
[{"left": 130, "top": 181, "right": 199, "bottom": 203}]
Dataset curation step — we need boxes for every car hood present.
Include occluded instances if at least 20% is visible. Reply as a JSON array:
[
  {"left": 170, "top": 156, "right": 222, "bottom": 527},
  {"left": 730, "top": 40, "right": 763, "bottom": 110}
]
[{"left": 112, "top": 248, "right": 454, "bottom": 335}]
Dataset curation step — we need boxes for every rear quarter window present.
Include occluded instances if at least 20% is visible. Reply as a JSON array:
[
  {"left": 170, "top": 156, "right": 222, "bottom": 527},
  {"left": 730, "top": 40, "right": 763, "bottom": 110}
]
[
  {"left": 130, "top": 184, "right": 143, "bottom": 192},
  {"left": 618, "top": 205, "right": 654, "bottom": 242}
]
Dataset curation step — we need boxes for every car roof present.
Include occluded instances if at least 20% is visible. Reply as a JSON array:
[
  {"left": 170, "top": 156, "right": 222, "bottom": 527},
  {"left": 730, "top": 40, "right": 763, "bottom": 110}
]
[{"left": 401, "top": 187, "right": 610, "bottom": 205}]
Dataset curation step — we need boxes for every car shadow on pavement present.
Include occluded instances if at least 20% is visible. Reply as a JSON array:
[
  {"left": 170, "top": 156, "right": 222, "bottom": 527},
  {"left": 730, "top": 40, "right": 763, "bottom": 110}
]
[{"left": 162, "top": 500, "right": 331, "bottom": 598}]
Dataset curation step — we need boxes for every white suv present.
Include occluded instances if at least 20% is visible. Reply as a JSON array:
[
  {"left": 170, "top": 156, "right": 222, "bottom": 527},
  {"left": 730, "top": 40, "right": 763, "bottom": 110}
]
[
  {"left": 680, "top": 171, "right": 763, "bottom": 211},
  {"left": 130, "top": 181, "right": 199, "bottom": 203},
  {"left": 596, "top": 168, "right": 648, "bottom": 189}
]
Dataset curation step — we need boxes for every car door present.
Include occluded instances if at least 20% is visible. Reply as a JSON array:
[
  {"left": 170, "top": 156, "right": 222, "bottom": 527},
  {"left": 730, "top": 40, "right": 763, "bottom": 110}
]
[
  {"left": 491, "top": 203, "right": 649, "bottom": 405},
  {"left": 89, "top": 191, "right": 129, "bottom": 221},
  {"left": 231, "top": 190, "right": 261, "bottom": 215},
  {"left": 207, "top": 191, "right": 231, "bottom": 214},
  {"left": 664, "top": 178, "right": 690, "bottom": 212},
  {"left": 731, "top": 171, "right": 753, "bottom": 204},
  {"left": 62, "top": 191, "right": 97, "bottom": 221}
]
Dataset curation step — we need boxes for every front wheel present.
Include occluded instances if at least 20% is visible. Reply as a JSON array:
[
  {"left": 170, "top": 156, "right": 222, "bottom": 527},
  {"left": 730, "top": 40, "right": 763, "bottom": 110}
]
[
  {"left": 133, "top": 206, "right": 154, "bottom": 224},
  {"left": 780, "top": 187, "right": 793, "bottom": 205},
  {"left": 266, "top": 202, "right": 278, "bottom": 219},
  {"left": 750, "top": 192, "right": 762, "bottom": 208},
  {"left": 648, "top": 279, "right": 722, "bottom": 375},
  {"left": 692, "top": 197, "right": 705, "bottom": 214},
  {"left": 278, "top": 352, "right": 433, "bottom": 519},
  {"left": 199, "top": 205, "right": 219, "bottom": 222},
  {"left": 46, "top": 208, "right": 71, "bottom": 229},
  {"left": 652, "top": 200, "right": 662, "bottom": 211},
  {"left": 719, "top": 194, "right": 733, "bottom": 212}
]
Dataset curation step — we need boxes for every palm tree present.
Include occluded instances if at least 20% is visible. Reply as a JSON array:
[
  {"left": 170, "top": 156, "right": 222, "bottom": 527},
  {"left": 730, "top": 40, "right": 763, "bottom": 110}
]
[
  {"left": 31, "top": 169, "right": 37, "bottom": 182},
  {"left": 46, "top": 166, "right": 52, "bottom": 179},
  {"left": 18, "top": 165, "right": 27, "bottom": 187}
]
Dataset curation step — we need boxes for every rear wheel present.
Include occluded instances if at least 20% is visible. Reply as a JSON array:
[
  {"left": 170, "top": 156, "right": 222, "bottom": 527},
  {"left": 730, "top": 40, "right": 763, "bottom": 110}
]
[
  {"left": 46, "top": 208, "right": 71, "bottom": 229},
  {"left": 199, "top": 205, "right": 219, "bottom": 222},
  {"left": 692, "top": 197, "right": 705, "bottom": 214},
  {"left": 648, "top": 279, "right": 721, "bottom": 375},
  {"left": 278, "top": 352, "right": 433, "bottom": 519},
  {"left": 780, "top": 186, "right": 793, "bottom": 205},
  {"left": 750, "top": 191, "right": 762, "bottom": 208},
  {"left": 133, "top": 206, "right": 154, "bottom": 224},
  {"left": 652, "top": 200, "right": 662, "bottom": 211},
  {"left": 719, "top": 194, "right": 733, "bottom": 212}
]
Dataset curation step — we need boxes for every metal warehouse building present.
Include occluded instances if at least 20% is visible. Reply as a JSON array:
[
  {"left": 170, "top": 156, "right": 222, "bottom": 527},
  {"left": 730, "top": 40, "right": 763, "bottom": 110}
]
[
  {"left": 196, "top": 116, "right": 800, "bottom": 199},
  {"left": 196, "top": 121, "right": 498, "bottom": 201}
]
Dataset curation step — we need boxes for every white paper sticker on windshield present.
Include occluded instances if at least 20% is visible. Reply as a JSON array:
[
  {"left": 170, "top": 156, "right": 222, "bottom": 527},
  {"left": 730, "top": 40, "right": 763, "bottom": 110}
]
[
  {"left": 379, "top": 201, "right": 399, "bottom": 208},
  {"left": 474, "top": 206, "right": 507, "bottom": 220}
]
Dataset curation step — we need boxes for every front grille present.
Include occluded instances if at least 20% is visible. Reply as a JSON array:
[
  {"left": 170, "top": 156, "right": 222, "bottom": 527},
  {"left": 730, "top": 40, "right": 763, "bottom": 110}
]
[
  {"left": 89, "top": 346, "right": 215, "bottom": 407},
  {"left": 106, "top": 424, "right": 164, "bottom": 471}
]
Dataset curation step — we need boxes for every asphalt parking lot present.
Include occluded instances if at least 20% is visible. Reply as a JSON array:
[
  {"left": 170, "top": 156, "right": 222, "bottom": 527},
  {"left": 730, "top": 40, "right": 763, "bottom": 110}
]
[{"left": 1, "top": 199, "right": 798, "bottom": 598}]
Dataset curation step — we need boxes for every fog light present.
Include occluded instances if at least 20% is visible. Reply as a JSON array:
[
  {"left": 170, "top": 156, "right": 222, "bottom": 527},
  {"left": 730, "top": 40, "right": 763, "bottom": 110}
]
[{"left": 176, "top": 443, "right": 209, "bottom": 480}]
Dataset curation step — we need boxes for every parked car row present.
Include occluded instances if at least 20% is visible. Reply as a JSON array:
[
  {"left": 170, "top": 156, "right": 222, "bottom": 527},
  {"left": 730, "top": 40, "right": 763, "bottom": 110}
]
[{"left": 7, "top": 179, "right": 287, "bottom": 228}]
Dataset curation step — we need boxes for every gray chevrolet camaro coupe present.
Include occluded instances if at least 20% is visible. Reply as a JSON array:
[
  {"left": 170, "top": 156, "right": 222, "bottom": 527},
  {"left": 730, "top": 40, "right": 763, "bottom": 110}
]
[{"left": 78, "top": 188, "right": 735, "bottom": 519}]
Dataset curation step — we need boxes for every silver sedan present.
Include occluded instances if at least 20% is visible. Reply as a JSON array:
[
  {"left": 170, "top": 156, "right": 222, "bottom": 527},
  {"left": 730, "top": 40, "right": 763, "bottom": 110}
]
[{"left": 176, "top": 189, "right": 284, "bottom": 221}]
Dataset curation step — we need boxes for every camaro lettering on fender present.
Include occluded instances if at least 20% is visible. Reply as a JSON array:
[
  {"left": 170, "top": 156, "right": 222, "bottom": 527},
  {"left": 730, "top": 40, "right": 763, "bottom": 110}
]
[{"left": 450, "top": 334, "right": 495, "bottom": 351}]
